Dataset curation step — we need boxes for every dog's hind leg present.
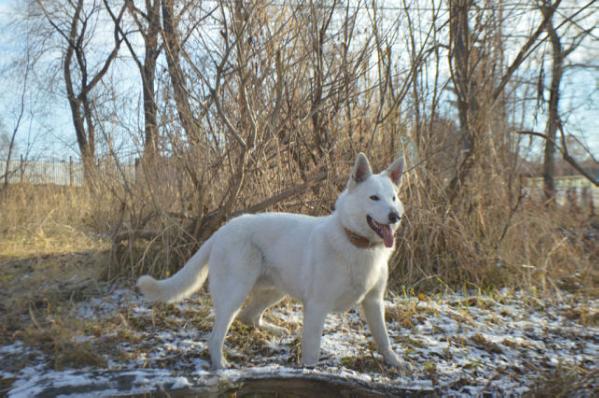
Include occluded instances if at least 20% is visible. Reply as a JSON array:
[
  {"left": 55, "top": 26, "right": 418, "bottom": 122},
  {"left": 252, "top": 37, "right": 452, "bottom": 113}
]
[
  {"left": 207, "top": 244, "right": 261, "bottom": 369},
  {"left": 238, "top": 288, "right": 288, "bottom": 336},
  {"left": 208, "top": 277, "right": 257, "bottom": 369}
]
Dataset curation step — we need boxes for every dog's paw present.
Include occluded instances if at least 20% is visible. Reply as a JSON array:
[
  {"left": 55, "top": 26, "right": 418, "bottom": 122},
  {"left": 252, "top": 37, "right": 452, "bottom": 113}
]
[
  {"left": 210, "top": 357, "right": 230, "bottom": 370},
  {"left": 383, "top": 352, "right": 412, "bottom": 372},
  {"left": 300, "top": 360, "right": 319, "bottom": 369}
]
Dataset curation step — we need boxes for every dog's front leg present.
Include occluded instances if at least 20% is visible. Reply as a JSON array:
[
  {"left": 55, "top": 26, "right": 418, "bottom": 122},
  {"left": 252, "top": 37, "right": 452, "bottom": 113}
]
[
  {"left": 301, "top": 302, "right": 328, "bottom": 366},
  {"left": 361, "top": 294, "right": 403, "bottom": 368}
]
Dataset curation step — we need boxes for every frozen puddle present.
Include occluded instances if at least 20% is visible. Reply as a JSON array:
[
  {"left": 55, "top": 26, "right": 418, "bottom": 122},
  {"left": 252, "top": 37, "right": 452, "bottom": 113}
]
[{"left": 1, "top": 288, "right": 598, "bottom": 397}]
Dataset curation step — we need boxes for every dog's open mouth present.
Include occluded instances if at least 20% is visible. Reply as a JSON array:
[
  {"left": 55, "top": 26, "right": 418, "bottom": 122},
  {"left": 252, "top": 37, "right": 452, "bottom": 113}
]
[{"left": 366, "top": 215, "right": 394, "bottom": 248}]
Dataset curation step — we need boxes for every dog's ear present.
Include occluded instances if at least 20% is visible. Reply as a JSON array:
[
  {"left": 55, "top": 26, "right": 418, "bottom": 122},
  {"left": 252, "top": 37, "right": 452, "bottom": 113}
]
[
  {"left": 385, "top": 156, "right": 403, "bottom": 186},
  {"left": 348, "top": 152, "right": 372, "bottom": 188}
]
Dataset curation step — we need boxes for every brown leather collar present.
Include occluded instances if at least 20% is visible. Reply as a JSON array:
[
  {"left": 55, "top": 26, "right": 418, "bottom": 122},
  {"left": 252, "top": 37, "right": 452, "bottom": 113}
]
[{"left": 344, "top": 227, "right": 383, "bottom": 249}]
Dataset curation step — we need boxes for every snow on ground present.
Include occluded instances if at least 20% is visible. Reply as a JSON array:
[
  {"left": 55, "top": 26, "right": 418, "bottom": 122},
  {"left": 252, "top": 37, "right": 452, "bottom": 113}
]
[{"left": 1, "top": 286, "right": 598, "bottom": 397}]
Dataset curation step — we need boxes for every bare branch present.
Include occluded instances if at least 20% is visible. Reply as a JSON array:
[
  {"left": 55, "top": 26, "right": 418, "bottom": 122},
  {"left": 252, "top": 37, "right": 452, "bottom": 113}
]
[{"left": 516, "top": 130, "right": 598, "bottom": 186}]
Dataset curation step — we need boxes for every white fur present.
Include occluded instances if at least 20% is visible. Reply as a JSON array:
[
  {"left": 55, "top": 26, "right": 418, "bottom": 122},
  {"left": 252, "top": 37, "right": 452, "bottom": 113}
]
[{"left": 137, "top": 153, "right": 406, "bottom": 369}]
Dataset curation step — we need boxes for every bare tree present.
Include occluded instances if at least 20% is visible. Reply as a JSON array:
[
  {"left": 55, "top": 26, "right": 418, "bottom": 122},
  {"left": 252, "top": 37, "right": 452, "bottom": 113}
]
[
  {"left": 35, "top": 0, "right": 126, "bottom": 183},
  {"left": 105, "top": 0, "right": 162, "bottom": 159},
  {"left": 446, "top": 0, "right": 564, "bottom": 200},
  {"left": 540, "top": 0, "right": 598, "bottom": 202},
  {"left": 2, "top": 32, "right": 31, "bottom": 190},
  {"left": 541, "top": 2, "right": 563, "bottom": 203},
  {"left": 160, "top": 0, "right": 204, "bottom": 144}
]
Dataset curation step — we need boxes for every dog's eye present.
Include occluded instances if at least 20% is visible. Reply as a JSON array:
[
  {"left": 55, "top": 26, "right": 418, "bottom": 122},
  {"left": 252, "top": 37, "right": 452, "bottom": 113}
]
[
  {"left": 392, "top": 196, "right": 396, "bottom": 201},
  {"left": 369, "top": 195, "right": 380, "bottom": 201}
]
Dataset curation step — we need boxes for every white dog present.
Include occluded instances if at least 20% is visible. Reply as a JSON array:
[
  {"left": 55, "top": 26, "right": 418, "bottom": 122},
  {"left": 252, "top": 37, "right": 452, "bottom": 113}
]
[{"left": 137, "top": 153, "right": 405, "bottom": 369}]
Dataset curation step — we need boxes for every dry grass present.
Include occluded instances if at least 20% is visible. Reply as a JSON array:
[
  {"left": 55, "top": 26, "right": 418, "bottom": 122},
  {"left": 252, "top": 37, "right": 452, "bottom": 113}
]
[
  {"left": 0, "top": 184, "right": 111, "bottom": 345},
  {"left": 391, "top": 170, "right": 598, "bottom": 295},
  {"left": 340, "top": 355, "right": 392, "bottom": 375},
  {"left": 469, "top": 333, "right": 503, "bottom": 354},
  {"left": 524, "top": 366, "right": 599, "bottom": 398},
  {"left": 0, "top": 184, "right": 112, "bottom": 261},
  {"left": 560, "top": 304, "right": 599, "bottom": 327},
  {"left": 17, "top": 320, "right": 108, "bottom": 370},
  {"left": 97, "top": 140, "right": 598, "bottom": 295},
  {"left": 386, "top": 299, "right": 439, "bottom": 329}
]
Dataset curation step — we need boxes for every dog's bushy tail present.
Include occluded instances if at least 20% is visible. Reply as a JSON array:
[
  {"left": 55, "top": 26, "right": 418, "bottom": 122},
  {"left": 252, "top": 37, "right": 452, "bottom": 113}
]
[{"left": 137, "top": 237, "right": 213, "bottom": 303}]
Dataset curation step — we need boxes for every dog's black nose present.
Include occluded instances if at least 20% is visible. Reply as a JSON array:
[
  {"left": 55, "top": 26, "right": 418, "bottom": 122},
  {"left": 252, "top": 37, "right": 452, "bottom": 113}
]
[{"left": 388, "top": 212, "right": 400, "bottom": 224}]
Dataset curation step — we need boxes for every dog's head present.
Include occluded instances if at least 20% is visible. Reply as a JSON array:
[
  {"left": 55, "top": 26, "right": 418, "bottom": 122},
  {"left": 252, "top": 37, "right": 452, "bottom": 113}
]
[{"left": 336, "top": 152, "right": 404, "bottom": 248}]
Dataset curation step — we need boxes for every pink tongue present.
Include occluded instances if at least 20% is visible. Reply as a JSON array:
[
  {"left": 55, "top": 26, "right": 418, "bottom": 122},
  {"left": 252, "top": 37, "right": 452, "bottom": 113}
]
[{"left": 381, "top": 225, "right": 394, "bottom": 248}]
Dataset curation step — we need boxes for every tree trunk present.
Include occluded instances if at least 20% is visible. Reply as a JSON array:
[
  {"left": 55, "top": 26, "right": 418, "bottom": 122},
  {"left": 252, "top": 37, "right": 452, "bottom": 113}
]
[
  {"left": 142, "top": 0, "right": 161, "bottom": 159},
  {"left": 542, "top": 3, "right": 563, "bottom": 204},
  {"left": 106, "top": 0, "right": 161, "bottom": 161},
  {"left": 161, "top": 0, "right": 200, "bottom": 143},
  {"left": 3, "top": 38, "right": 30, "bottom": 190},
  {"left": 447, "top": 0, "right": 477, "bottom": 199},
  {"left": 62, "top": 0, "right": 94, "bottom": 183}
]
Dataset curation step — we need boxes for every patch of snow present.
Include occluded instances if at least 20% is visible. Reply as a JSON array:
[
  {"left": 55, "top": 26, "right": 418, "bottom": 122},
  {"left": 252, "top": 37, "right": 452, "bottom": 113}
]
[{"left": 0, "top": 342, "right": 26, "bottom": 355}]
